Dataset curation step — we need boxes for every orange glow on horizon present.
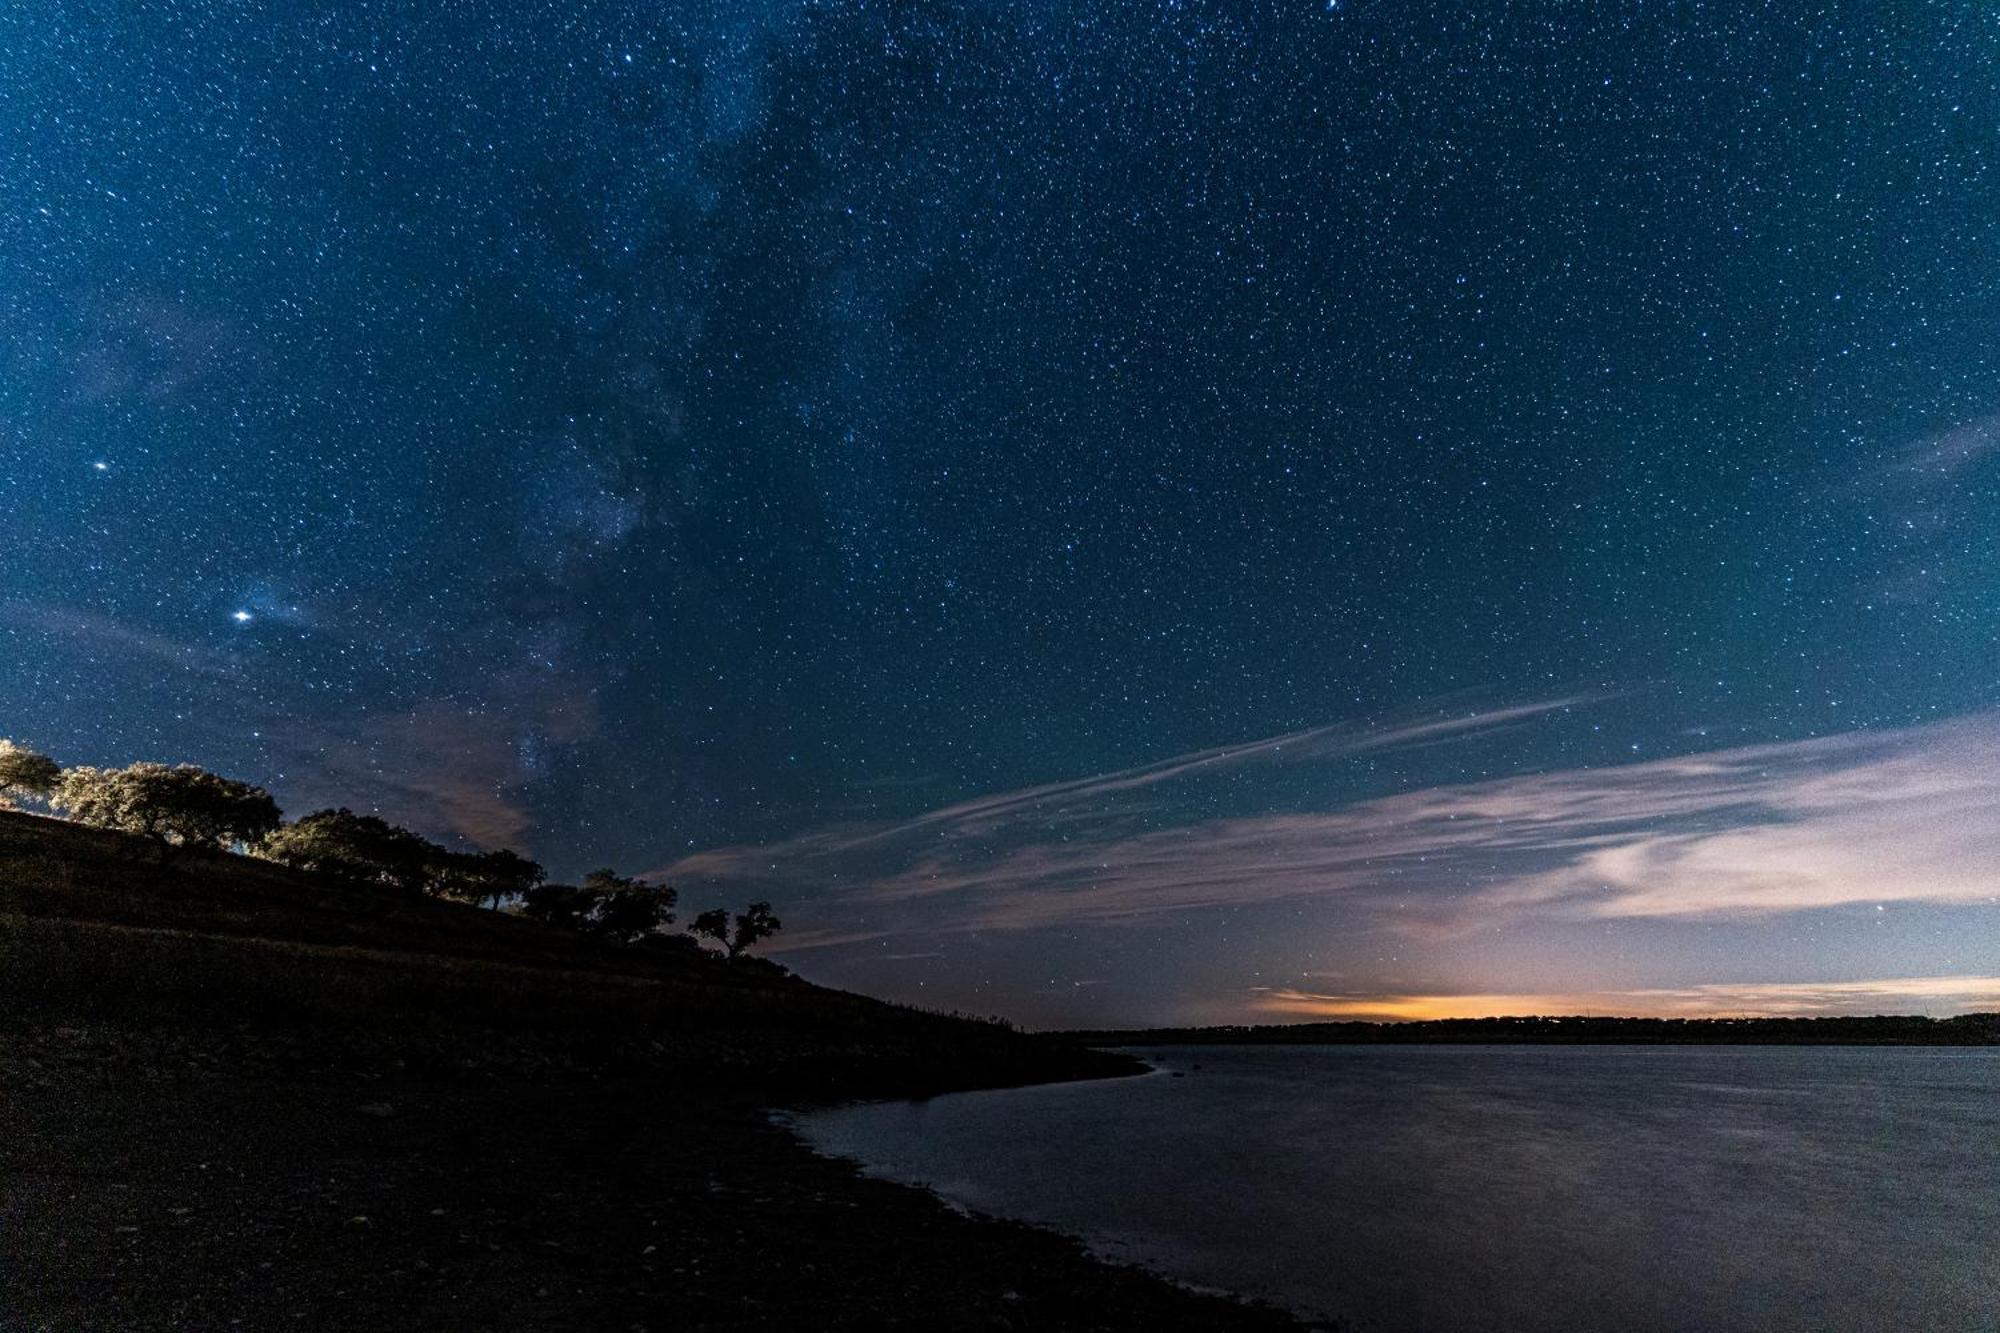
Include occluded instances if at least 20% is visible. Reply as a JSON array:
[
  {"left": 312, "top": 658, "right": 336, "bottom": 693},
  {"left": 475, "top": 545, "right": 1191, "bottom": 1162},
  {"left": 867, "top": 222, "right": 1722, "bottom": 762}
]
[
  {"left": 1254, "top": 976, "right": 2000, "bottom": 1022},
  {"left": 1256, "top": 991, "right": 1626, "bottom": 1022}
]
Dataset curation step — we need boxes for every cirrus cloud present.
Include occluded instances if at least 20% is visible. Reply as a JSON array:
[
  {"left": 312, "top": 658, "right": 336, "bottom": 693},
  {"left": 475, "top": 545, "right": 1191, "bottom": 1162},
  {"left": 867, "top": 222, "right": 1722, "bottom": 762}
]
[{"left": 666, "top": 706, "right": 2000, "bottom": 951}]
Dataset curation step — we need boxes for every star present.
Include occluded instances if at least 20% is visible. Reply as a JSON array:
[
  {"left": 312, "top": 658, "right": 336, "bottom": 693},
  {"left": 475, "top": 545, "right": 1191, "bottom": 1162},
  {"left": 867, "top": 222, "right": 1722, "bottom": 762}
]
[{"left": 5, "top": 0, "right": 1991, "bottom": 1033}]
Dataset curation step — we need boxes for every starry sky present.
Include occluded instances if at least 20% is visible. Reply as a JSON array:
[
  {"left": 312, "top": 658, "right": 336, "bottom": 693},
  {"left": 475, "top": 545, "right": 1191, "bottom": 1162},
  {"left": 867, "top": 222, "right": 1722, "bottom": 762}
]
[{"left": 5, "top": 1, "right": 1999, "bottom": 1027}]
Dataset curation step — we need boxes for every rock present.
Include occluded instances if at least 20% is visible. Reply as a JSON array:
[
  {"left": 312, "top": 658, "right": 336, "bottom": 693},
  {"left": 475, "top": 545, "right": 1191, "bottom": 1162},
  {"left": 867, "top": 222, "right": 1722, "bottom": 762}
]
[{"left": 355, "top": 1102, "right": 396, "bottom": 1118}]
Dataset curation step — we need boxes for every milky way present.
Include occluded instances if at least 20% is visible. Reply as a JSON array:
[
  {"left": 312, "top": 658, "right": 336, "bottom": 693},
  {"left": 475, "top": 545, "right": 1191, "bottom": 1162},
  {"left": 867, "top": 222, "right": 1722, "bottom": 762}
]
[{"left": 5, "top": 2, "right": 1997, "bottom": 1024}]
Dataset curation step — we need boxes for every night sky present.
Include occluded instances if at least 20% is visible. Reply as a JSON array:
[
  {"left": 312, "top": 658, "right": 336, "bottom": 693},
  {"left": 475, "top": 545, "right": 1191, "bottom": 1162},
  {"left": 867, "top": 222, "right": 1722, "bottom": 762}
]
[{"left": 6, "top": 2, "right": 1999, "bottom": 1027}]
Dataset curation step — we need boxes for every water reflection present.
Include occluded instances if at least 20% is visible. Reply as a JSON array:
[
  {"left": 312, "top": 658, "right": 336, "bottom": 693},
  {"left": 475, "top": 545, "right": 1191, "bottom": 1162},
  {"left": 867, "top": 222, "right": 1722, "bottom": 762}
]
[{"left": 795, "top": 1046, "right": 2000, "bottom": 1332}]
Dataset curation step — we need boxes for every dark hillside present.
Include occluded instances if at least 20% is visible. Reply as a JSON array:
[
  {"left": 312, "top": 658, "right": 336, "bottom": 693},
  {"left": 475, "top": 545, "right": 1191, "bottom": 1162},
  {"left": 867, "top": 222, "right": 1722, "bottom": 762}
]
[
  {"left": 0, "top": 810, "right": 1302, "bottom": 1330},
  {"left": 0, "top": 809, "right": 1129, "bottom": 1097}
]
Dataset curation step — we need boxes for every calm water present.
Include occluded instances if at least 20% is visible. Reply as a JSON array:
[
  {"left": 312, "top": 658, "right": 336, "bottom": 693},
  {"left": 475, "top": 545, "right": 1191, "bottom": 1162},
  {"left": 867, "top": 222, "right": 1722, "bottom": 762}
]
[{"left": 793, "top": 1045, "right": 2000, "bottom": 1332}]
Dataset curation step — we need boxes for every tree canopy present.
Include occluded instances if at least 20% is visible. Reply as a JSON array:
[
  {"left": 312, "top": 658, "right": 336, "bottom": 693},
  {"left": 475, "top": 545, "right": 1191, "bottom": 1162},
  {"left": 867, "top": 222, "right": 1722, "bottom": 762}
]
[
  {"left": 518, "top": 869, "right": 675, "bottom": 943},
  {"left": 690, "top": 902, "right": 782, "bottom": 958},
  {"left": 255, "top": 808, "right": 436, "bottom": 891},
  {"left": 429, "top": 846, "right": 546, "bottom": 907},
  {"left": 586, "top": 870, "right": 676, "bottom": 944},
  {"left": 0, "top": 740, "right": 61, "bottom": 808},
  {"left": 519, "top": 882, "right": 597, "bottom": 932},
  {"left": 259, "top": 809, "right": 545, "bottom": 904},
  {"left": 16, "top": 744, "right": 782, "bottom": 954},
  {"left": 728, "top": 902, "right": 782, "bottom": 958},
  {"left": 53, "top": 763, "right": 281, "bottom": 853},
  {"left": 688, "top": 907, "right": 731, "bottom": 950}
]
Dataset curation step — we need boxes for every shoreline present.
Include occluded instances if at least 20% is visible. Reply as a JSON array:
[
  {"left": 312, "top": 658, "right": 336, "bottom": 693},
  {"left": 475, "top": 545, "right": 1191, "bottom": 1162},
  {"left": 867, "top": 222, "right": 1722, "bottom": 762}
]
[
  {"left": 774, "top": 1061, "right": 1325, "bottom": 1329},
  {"left": 1, "top": 1020, "right": 1310, "bottom": 1331},
  {"left": 772, "top": 1051, "right": 1335, "bottom": 1331},
  {"left": 0, "top": 814, "right": 1301, "bottom": 1329}
]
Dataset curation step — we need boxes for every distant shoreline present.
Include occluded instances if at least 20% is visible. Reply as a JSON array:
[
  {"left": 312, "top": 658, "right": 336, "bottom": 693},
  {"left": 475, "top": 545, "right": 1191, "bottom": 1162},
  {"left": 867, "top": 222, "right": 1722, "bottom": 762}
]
[{"left": 1062, "top": 1012, "right": 2000, "bottom": 1046}]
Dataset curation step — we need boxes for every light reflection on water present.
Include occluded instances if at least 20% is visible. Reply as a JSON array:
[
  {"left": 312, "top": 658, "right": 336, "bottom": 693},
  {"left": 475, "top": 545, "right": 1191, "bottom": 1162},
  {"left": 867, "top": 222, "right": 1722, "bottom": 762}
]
[{"left": 794, "top": 1045, "right": 2000, "bottom": 1332}]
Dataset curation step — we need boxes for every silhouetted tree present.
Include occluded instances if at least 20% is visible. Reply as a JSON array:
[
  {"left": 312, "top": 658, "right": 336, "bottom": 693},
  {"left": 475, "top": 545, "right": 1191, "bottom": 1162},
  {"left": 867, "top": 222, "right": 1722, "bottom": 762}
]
[
  {"left": 0, "top": 740, "right": 61, "bottom": 809},
  {"left": 430, "top": 847, "right": 545, "bottom": 907},
  {"left": 637, "top": 930, "right": 705, "bottom": 960},
  {"left": 260, "top": 811, "right": 542, "bottom": 908},
  {"left": 514, "top": 869, "right": 673, "bottom": 942},
  {"left": 54, "top": 763, "right": 280, "bottom": 861},
  {"left": 255, "top": 808, "right": 436, "bottom": 892},
  {"left": 580, "top": 868, "right": 646, "bottom": 895},
  {"left": 687, "top": 903, "right": 782, "bottom": 958},
  {"left": 688, "top": 907, "right": 731, "bottom": 950},
  {"left": 729, "top": 901, "right": 782, "bottom": 958},
  {"left": 479, "top": 848, "right": 546, "bottom": 902},
  {"left": 519, "top": 882, "right": 596, "bottom": 931},
  {"left": 585, "top": 869, "right": 676, "bottom": 944}
]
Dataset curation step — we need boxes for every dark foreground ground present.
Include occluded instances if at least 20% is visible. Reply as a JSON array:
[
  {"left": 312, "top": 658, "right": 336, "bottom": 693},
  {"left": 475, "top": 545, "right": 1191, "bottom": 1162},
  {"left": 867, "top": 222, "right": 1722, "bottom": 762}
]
[
  {"left": 0, "top": 814, "right": 1305, "bottom": 1331},
  {"left": 1, "top": 1027, "right": 1311, "bottom": 1331}
]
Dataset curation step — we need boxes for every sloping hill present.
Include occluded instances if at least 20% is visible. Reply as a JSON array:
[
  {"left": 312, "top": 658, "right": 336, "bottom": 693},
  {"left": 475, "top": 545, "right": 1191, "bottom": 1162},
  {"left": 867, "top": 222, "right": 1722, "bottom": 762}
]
[
  {"left": 0, "top": 808, "right": 1127, "bottom": 1095},
  {"left": 0, "top": 808, "right": 1307, "bottom": 1330}
]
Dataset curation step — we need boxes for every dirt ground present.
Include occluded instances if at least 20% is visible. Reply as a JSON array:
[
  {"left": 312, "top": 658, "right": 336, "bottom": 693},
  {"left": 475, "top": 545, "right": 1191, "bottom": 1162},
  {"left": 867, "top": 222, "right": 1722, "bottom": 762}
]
[{"left": 0, "top": 1023, "right": 1311, "bottom": 1332}]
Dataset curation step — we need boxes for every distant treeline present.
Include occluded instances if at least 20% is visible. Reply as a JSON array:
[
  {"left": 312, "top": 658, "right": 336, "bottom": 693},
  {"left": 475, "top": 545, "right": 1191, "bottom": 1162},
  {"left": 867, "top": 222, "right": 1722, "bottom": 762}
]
[
  {"left": 0, "top": 738, "right": 779, "bottom": 958},
  {"left": 1066, "top": 1014, "right": 2000, "bottom": 1046}
]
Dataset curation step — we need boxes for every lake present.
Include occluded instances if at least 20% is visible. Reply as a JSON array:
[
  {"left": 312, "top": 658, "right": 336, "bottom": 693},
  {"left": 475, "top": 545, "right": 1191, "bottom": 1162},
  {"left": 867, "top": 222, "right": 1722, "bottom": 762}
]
[{"left": 792, "top": 1045, "right": 2000, "bottom": 1331}]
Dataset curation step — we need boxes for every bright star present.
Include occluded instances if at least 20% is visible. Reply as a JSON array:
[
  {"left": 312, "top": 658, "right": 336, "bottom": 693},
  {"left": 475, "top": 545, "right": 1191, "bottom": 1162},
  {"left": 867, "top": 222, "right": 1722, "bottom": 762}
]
[
  {"left": 91, "top": 461, "right": 109, "bottom": 472},
  {"left": 231, "top": 610, "right": 253, "bottom": 624}
]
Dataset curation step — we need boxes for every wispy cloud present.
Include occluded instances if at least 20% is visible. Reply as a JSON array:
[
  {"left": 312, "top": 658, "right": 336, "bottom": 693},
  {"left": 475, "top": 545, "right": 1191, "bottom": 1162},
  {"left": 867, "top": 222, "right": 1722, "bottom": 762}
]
[
  {"left": 814, "top": 694, "right": 1601, "bottom": 855},
  {"left": 1862, "top": 410, "right": 2000, "bottom": 603},
  {"left": 920, "top": 715, "right": 2000, "bottom": 931},
  {"left": 270, "top": 680, "right": 599, "bottom": 853},
  {"left": 72, "top": 294, "right": 232, "bottom": 403},
  {"left": 1, "top": 601, "right": 243, "bottom": 680},
  {"left": 282, "top": 703, "right": 542, "bottom": 850},
  {"left": 673, "top": 706, "right": 2000, "bottom": 956},
  {"left": 665, "top": 695, "right": 1594, "bottom": 936},
  {"left": 1891, "top": 411, "right": 2000, "bottom": 479},
  {"left": 3, "top": 597, "right": 604, "bottom": 855},
  {"left": 1256, "top": 975, "right": 2000, "bottom": 1021}
]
